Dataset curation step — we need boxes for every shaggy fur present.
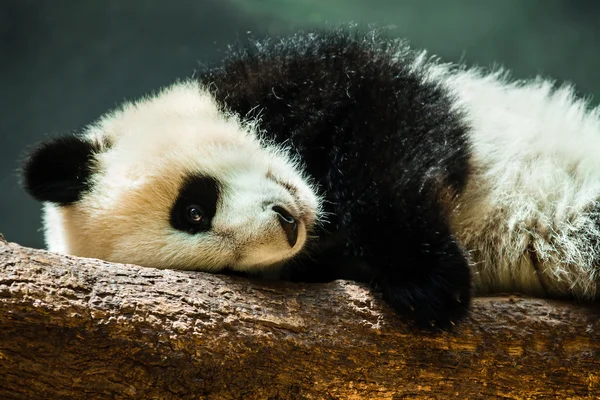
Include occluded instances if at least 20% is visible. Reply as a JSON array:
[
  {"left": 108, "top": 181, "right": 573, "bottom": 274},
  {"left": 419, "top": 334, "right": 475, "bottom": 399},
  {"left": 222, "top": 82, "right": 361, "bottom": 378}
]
[{"left": 22, "top": 28, "right": 600, "bottom": 329}]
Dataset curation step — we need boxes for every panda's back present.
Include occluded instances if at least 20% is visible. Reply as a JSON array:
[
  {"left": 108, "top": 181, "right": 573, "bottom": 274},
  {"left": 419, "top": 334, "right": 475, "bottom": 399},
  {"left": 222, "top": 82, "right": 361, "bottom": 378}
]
[{"left": 446, "top": 68, "right": 600, "bottom": 298}]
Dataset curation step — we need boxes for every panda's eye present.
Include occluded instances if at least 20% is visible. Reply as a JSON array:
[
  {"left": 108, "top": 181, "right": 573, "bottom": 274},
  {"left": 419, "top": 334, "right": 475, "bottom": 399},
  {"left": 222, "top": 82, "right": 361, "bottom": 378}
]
[
  {"left": 170, "top": 175, "right": 220, "bottom": 234},
  {"left": 185, "top": 205, "right": 204, "bottom": 224}
]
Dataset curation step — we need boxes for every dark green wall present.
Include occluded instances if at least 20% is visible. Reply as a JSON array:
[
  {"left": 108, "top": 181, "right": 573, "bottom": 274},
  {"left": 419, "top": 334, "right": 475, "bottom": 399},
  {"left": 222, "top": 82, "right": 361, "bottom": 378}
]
[{"left": 2, "top": 0, "right": 600, "bottom": 249}]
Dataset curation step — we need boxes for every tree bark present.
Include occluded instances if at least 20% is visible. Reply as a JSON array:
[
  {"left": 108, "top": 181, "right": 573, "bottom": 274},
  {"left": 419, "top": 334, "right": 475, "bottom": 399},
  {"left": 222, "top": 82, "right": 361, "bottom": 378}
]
[{"left": 0, "top": 236, "right": 599, "bottom": 400}]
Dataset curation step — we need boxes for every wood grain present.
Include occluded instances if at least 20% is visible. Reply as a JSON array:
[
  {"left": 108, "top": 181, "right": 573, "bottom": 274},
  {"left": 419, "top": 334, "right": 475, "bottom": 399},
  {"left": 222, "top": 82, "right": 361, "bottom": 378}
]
[{"left": 0, "top": 236, "right": 598, "bottom": 399}]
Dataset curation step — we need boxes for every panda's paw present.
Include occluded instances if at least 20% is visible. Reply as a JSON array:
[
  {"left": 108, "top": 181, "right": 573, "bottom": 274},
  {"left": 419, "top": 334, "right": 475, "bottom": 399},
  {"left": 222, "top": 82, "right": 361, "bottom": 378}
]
[
  {"left": 382, "top": 281, "right": 470, "bottom": 330},
  {"left": 378, "top": 240, "right": 472, "bottom": 330}
]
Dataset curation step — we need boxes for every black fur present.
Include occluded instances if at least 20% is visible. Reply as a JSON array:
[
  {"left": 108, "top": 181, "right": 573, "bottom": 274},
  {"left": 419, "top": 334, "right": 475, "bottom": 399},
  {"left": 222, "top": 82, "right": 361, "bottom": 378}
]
[
  {"left": 170, "top": 175, "right": 221, "bottom": 234},
  {"left": 199, "top": 29, "right": 472, "bottom": 329},
  {"left": 22, "top": 135, "right": 103, "bottom": 205}
]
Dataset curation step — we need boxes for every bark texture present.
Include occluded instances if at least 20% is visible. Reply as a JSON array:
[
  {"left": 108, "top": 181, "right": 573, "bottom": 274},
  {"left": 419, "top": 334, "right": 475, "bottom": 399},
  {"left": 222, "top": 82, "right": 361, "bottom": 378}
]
[{"left": 0, "top": 236, "right": 599, "bottom": 399}]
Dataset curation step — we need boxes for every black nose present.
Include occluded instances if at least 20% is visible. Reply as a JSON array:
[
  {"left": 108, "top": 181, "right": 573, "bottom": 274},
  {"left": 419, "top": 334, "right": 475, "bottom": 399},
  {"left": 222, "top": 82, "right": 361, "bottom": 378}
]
[{"left": 272, "top": 205, "right": 298, "bottom": 247}]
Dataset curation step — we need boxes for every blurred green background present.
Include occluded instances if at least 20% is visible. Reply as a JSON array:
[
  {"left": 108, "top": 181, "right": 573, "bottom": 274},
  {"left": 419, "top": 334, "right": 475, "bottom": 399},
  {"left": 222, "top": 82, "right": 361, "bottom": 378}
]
[{"left": 2, "top": 0, "right": 600, "bottom": 249}]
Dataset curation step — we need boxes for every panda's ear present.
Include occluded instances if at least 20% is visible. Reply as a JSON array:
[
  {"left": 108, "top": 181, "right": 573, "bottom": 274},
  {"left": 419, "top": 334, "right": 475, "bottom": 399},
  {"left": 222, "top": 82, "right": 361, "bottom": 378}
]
[{"left": 22, "top": 135, "right": 103, "bottom": 205}]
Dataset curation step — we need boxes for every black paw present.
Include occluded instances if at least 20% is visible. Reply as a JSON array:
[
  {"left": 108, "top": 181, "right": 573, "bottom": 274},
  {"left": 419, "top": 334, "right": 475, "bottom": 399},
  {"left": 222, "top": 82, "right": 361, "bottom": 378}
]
[{"left": 378, "top": 239, "right": 472, "bottom": 330}]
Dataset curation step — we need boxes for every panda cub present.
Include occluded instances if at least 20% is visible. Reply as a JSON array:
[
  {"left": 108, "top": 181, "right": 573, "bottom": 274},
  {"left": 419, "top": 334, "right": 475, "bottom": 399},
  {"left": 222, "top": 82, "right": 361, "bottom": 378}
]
[{"left": 23, "top": 29, "right": 600, "bottom": 328}]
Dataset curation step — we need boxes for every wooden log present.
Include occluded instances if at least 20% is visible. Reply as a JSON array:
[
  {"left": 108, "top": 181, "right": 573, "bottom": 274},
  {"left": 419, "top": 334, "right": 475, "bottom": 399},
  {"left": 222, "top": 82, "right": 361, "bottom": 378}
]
[{"left": 0, "top": 235, "right": 599, "bottom": 399}]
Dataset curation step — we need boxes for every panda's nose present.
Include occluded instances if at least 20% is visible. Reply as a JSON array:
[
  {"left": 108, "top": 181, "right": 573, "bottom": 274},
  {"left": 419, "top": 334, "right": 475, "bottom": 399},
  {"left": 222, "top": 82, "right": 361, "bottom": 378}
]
[{"left": 272, "top": 205, "right": 298, "bottom": 247}]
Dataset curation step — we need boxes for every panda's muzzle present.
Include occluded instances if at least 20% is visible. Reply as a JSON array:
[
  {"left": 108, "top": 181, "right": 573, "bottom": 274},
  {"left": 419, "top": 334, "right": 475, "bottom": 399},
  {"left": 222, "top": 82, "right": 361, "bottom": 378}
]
[{"left": 272, "top": 205, "right": 298, "bottom": 247}]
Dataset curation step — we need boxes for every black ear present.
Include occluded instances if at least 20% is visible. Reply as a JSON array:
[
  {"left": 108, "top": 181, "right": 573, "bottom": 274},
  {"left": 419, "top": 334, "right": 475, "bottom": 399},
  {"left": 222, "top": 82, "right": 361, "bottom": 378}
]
[{"left": 22, "top": 135, "right": 102, "bottom": 205}]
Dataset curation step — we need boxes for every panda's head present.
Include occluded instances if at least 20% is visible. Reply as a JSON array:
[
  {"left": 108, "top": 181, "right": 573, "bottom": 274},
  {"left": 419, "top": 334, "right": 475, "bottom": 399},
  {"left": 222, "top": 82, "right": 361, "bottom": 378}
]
[{"left": 22, "top": 81, "right": 322, "bottom": 273}]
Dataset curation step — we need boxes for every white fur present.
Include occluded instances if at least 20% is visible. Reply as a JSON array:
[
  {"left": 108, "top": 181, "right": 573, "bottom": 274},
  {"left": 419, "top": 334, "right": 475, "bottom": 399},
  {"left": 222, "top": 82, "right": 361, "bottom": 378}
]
[
  {"left": 439, "top": 67, "right": 600, "bottom": 299},
  {"left": 44, "top": 81, "right": 322, "bottom": 272}
]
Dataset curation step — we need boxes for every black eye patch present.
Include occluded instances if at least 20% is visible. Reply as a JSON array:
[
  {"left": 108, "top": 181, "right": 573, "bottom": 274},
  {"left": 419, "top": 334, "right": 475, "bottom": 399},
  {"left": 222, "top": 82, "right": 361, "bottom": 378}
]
[{"left": 170, "top": 175, "right": 221, "bottom": 234}]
